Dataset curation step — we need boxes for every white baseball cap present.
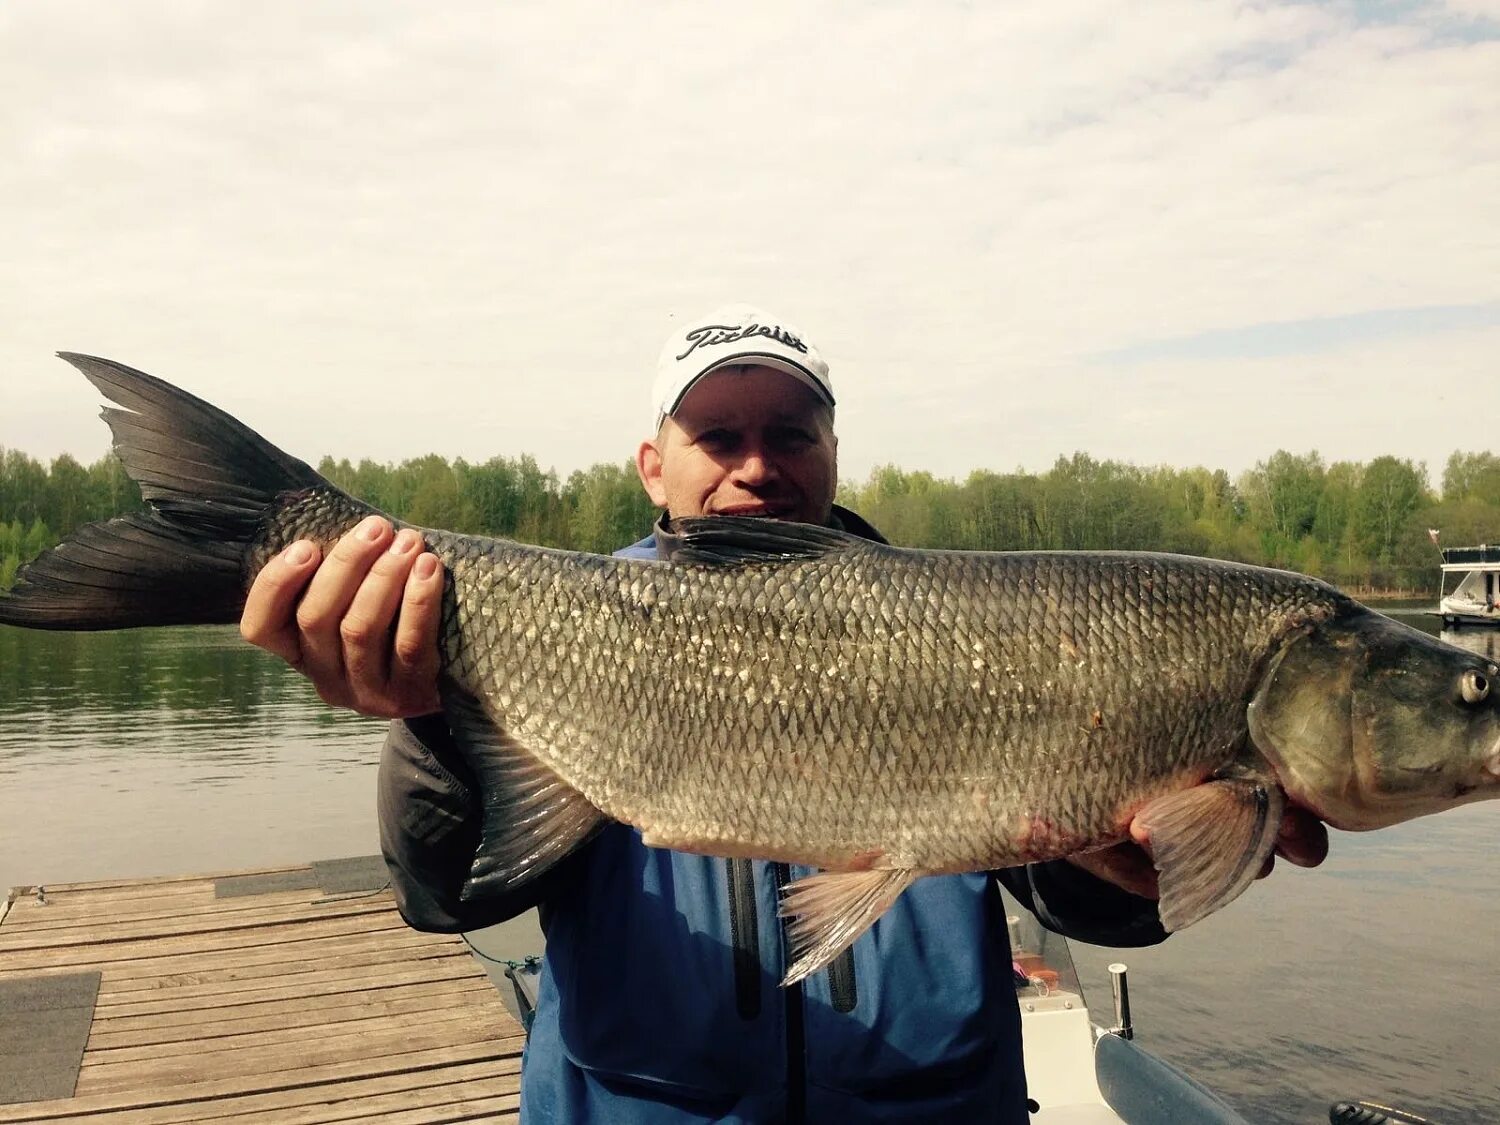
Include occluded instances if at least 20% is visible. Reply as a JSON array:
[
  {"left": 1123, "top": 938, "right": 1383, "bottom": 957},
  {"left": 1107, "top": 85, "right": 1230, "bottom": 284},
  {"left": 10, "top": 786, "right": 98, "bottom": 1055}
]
[{"left": 652, "top": 303, "right": 835, "bottom": 427}]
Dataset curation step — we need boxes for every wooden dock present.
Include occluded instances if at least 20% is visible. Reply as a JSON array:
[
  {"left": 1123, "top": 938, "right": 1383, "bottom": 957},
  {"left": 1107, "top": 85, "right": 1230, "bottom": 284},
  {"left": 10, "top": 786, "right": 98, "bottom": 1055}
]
[{"left": 0, "top": 860, "right": 526, "bottom": 1123}]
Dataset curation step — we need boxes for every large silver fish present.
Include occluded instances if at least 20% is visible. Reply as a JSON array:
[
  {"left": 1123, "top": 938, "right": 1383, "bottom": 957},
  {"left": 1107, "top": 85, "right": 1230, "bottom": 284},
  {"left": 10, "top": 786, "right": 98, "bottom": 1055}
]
[{"left": 4, "top": 354, "right": 1498, "bottom": 984}]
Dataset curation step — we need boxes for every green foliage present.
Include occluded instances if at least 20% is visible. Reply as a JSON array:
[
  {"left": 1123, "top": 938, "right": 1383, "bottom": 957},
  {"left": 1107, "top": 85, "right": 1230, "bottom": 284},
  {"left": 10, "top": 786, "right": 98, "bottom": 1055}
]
[
  {"left": 1239, "top": 451, "right": 1325, "bottom": 546},
  {"left": 0, "top": 445, "right": 149, "bottom": 591},
  {"left": 1442, "top": 451, "right": 1500, "bottom": 504},
  {"left": 1354, "top": 457, "right": 1429, "bottom": 566},
  {"left": 4, "top": 440, "right": 1499, "bottom": 595},
  {"left": 564, "top": 461, "right": 660, "bottom": 555},
  {"left": 840, "top": 448, "right": 1472, "bottom": 593}
]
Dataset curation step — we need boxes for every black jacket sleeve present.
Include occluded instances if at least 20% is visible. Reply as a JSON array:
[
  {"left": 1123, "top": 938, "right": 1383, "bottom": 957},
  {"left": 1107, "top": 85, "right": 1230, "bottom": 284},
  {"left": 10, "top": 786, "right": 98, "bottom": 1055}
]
[
  {"left": 377, "top": 714, "right": 592, "bottom": 932},
  {"left": 997, "top": 860, "right": 1168, "bottom": 948}
]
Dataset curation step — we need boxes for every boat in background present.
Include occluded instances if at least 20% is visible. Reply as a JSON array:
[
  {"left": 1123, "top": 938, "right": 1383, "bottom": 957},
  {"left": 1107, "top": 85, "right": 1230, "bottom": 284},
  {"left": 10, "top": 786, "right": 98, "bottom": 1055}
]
[{"left": 1436, "top": 545, "right": 1500, "bottom": 628}]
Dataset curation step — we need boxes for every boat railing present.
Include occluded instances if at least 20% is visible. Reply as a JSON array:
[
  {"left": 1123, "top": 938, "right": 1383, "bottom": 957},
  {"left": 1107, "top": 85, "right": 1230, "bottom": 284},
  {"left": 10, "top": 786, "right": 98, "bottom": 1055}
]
[{"left": 1440, "top": 545, "right": 1500, "bottom": 565}]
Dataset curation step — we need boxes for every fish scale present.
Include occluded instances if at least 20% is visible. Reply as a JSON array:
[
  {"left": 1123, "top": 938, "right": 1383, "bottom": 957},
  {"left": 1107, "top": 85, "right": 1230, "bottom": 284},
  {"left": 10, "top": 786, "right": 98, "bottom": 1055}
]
[{"left": 415, "top": 538, "right": 1334, "bottom": 872}]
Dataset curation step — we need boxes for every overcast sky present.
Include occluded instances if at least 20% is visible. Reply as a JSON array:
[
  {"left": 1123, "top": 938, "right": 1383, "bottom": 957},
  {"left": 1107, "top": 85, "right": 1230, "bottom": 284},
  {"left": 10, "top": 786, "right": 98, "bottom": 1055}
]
[{"left": 2, "top": 1, "right": 1496, "bottom": 488}]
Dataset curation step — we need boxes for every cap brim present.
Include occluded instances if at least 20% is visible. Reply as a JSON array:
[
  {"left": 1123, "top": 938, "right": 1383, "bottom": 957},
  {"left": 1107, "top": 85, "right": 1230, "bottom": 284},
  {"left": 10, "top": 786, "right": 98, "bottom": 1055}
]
[{"left": 662, "top": 354, "right": 836, "bottom": 421}]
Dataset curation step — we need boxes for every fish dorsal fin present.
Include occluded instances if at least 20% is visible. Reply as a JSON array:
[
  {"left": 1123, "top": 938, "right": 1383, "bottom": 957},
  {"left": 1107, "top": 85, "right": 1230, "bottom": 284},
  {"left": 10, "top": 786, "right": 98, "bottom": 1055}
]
[
  {"left": 659, "top": 516, "right": 867, "bottom": 565},
  {"left": 440, "top": 685, "right": 606, "bottom": 901},
  {"left": 778, "top": 867, "right": 920, "bottom": 985},
  {"left": 1134, "top": 777, "right": 1285, "bottom": 931}
]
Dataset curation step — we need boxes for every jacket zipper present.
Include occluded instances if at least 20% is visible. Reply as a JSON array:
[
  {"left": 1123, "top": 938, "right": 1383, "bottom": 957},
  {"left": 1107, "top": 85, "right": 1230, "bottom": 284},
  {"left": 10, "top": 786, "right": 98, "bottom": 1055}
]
[
  {"left": 827, "top": 946, "right": 858, "bottom": 1013},
  {"left": 725, "top": 858, "right": 761, "bottom": 1019},
  {"left": 773, "top": 862, "right": 806, "bottom": 1125},
  {"left": 732, "top": 860, "right": 859, "bottom": 1119}
]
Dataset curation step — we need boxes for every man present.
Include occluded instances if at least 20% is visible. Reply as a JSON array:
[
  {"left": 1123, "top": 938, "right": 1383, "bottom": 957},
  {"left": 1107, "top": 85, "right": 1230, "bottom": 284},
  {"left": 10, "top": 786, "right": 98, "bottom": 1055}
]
[{"left": 241, "top": 305, "right": 1329, "bottom": 1122}]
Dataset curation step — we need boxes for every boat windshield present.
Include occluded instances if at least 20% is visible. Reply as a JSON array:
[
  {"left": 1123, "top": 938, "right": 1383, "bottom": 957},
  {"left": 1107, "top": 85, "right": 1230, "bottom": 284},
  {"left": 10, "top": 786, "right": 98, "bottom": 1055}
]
[{"left": 999, "top": 885, "right": 1087, "bottom": 1004}]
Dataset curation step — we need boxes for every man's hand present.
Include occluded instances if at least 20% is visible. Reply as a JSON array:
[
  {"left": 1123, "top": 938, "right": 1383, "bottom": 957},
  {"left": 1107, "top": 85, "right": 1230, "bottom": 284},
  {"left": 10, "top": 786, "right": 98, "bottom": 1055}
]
[
  {"left": 1066, "top": 805, "right": 1330, "bottom": 900},
  {"left": 240, "top": 515, "right": 445, "bottom": 718}
]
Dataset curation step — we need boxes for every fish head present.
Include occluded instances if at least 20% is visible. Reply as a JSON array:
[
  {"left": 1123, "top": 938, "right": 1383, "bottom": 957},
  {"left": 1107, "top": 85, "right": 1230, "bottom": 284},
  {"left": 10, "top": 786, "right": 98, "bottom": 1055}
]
[{"left": 1248, "top": 606, "right": 1500, "bottom": 831}]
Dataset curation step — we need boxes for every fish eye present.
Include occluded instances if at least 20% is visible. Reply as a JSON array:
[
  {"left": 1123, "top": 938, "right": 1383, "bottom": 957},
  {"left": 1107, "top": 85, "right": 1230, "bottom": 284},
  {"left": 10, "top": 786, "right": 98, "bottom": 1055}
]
[{"left": 1460, "top": 669, "right": 1491, "bottom": 705}]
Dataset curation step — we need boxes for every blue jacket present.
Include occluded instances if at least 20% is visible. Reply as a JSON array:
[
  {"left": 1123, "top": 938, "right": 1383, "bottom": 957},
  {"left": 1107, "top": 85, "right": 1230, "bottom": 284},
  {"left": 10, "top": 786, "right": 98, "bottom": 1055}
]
[{"left": 378, "top": 510, "right": 1167, "bottom": 1123}]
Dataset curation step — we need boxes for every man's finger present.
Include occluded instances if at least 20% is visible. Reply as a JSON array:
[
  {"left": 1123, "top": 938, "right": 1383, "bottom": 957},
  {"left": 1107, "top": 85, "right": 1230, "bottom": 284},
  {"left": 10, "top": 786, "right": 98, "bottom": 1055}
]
[
  {"left": 388, "top": 552, "right": 445, "bottom": 715},
  {"left": 240, "top": 540, "right": 322, "bottom": 666},
  {"left": 1274, "top": 808, "right": 1330, "bottom": 868},
  {"left": 295, "top": 516, "right": 394, "bottom": 702},
  {"left": 341, "top": 528, "right": 426, "bottom": 712}
]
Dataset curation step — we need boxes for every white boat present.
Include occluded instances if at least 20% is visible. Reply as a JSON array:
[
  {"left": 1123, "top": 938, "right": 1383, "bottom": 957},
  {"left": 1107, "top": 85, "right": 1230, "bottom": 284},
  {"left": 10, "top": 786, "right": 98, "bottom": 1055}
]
[
  {"left": 1437, "top": 545, "right": 1500, "bottom": 627},
  {"left": 1000, "top": 890, "right": 1249, "bottom": 1123}
]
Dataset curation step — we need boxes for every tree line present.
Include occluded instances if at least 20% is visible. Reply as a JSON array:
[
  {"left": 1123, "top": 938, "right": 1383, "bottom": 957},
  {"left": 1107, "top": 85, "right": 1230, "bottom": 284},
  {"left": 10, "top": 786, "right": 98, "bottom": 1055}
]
[
  {"left": 3, "top": 445, "right": 1499, "bottom": 596},
  {"left": 838, "top": 451, "right": 1500, "bottom": 594}
]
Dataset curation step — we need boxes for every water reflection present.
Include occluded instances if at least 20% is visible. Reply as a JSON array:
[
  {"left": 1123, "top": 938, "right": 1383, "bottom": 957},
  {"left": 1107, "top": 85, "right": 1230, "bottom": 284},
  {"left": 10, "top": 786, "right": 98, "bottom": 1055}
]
[
  {"left": 1443, "top": 627, "right": 1500, "bottom": 661},
  {"left": 1375, "top": 602, "right": 1500, "bottom": 660},
  {"left": 0, "top": 624, "right": 388, "bottom": 893}
]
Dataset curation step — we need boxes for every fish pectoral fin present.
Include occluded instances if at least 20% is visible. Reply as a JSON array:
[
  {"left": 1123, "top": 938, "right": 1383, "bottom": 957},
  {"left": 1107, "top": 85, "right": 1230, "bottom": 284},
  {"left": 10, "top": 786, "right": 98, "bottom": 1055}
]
[
  {"left": 1134, "top": 778, "right": 1285, "bottom": 932},
  {"left": 778, "top": 867, "right": 919, "bottom": 986},
  {"left": 441, "top": 685, "right": 606, "bottom": 901}
]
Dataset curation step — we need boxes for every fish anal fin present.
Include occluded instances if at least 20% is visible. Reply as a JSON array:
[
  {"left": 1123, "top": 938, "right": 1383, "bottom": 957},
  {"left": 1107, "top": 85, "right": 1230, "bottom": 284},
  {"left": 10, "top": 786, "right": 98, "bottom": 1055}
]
[
  {"left": 442, "top": 686, "right": 606, "bottom": 901},
  {"left": 1135, "top": 777, "right": 1285, "bottom": 932},
  {"left": 778, "top": 867, "right": 919, "bottom": 986}
]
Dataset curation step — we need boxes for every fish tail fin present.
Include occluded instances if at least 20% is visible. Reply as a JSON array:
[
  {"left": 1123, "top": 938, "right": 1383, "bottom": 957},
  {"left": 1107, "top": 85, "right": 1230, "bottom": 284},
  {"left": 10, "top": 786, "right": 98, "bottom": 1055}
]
[{"left": 0, "top": 352, "right": 363, "bottom": 630}]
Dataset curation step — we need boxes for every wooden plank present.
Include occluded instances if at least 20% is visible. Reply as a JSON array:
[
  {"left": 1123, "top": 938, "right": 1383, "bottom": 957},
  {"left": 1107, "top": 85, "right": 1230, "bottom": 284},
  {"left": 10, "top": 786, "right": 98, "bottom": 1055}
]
[
  {"left": 89, "top": 980, "right": 497, "bottom": 1040},
  {"left": 96, "top": 942, "right": 467, "bottom": 997},
  {"left": 0, "top": 930, "right": 460, "bottom": 994},
  {"left": 93, "top": 954, "right": 486, "bottom": 1018},
  {"left": 0, "top": 897, "right": 394, "bottom": 953},
  {"left": 83, "top": 1005, "right": 512, "bottom": 1068},
  {"left": 15, "top": 881, "right": 213, "bottom": 901},
  {"left": 0, "top": 1039, "right": 521, "bottom": 1121},
  {"left": 9, "top": 862, "right": 311, "bottom": 896},
  {"left": 76, "top": 1024, "right": 525, "bottom": 1097},
  {"left": 0, "top": 911, "right": 407, "bottom": 972},
  {"left": 0, "top": 884, "right": 393, "bottom": 932},
  {"left": 98, "top": 935, "right": 461, "bottom": 987},
  {"left": 87, "top": 980, "right": 496, "bottom": 1046},
  {"left": 0, "top": 888, "right": 379, "bottom": 934},
  {"left": 100, "top": 1077, "right": 521, "bottom": 1125},
  {"left": 0, "top": 900, "right": 405, "bottom": 954},
  {"left": 21, "top": 1060, "right": 518, "bottom": 1125},
  {"left": 266, "top": 1090, "right": 522, "bottom": 1125}
]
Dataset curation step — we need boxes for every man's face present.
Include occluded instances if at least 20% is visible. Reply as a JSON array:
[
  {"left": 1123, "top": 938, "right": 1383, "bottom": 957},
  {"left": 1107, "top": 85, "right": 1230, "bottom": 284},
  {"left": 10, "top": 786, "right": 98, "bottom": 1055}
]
[{"left": 636, "top": 365, "right": 838, "bottom": 524}]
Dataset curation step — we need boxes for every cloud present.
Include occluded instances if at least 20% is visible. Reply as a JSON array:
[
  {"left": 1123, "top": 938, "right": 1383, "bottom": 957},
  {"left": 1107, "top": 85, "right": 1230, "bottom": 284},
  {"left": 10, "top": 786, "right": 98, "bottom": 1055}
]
[
  {"left": 1, "top": 1, "right": 1495, "bottom": 489},
  {"left": 1091, "top": 303, "right": 1500, "bottom": 362}
]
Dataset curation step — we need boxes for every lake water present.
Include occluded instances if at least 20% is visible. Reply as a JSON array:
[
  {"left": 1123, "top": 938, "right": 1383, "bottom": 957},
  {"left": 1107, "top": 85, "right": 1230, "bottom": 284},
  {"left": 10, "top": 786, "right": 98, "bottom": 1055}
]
[{"left": 1, "top": 613, "right": 1496, "bottom": 1123}]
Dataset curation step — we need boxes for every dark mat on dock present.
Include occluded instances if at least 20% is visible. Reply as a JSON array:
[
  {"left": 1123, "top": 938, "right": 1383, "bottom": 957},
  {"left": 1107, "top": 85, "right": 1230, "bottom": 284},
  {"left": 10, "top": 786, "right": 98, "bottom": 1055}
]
[
  {"left": 213, "top": 868, "right": 318, "bottom": 898},
  {"left": 214, "top": 855, "right": 388, "bottom": 898},
  {"left": 0, "top": 971, "right": 100, "bottom": 1105},
  {"left": 310, "top": 855, "right": 390, "bottom": 894}
]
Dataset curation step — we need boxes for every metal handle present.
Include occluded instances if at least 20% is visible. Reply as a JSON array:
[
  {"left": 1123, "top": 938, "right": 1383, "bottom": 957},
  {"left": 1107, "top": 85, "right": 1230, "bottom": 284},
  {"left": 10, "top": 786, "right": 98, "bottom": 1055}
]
[{"left": 1108, "top": 962, "right": 1133, "bottom": 1039}]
